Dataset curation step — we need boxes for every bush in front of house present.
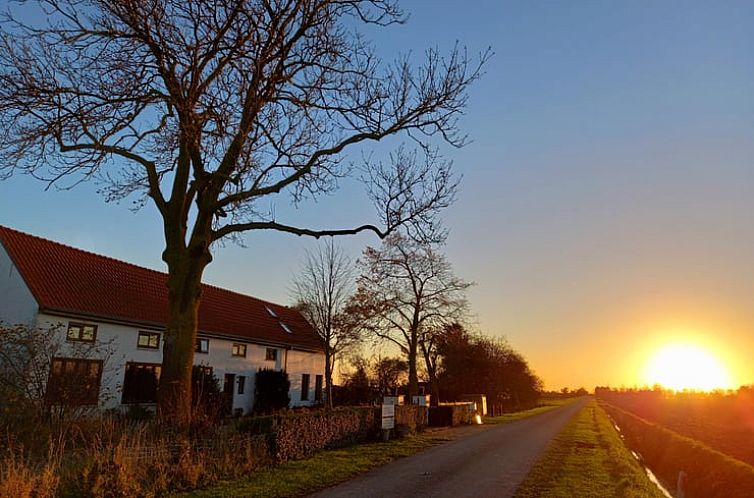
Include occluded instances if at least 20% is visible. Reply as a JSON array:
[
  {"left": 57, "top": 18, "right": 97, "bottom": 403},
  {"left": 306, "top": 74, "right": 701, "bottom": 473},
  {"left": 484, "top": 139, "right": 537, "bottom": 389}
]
[
  {"left": 191, "top": 365, "right": 224, "bottom": 426},
  {"left": 253, "top": 368, "right": 291, "bottom": 414}
]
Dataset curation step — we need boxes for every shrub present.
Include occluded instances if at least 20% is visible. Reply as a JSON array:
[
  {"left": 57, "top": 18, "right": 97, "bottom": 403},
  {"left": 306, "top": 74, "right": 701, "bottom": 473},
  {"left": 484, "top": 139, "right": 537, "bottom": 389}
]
[
  {"left": 191, "top": 366, "right": 224, "bottom": 426},
  {"left": 253, "top": 369, "right": 290, "bottom": 414},
  {"left": 394, "top": 405, "right": 427, "bottom": 435}
]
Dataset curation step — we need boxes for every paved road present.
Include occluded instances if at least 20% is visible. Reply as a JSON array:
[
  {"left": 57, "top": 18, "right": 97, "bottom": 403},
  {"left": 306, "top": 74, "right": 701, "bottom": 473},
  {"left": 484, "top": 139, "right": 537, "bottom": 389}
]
[{"left": 308, "top": 398, "right": 586, "bottom": 498}]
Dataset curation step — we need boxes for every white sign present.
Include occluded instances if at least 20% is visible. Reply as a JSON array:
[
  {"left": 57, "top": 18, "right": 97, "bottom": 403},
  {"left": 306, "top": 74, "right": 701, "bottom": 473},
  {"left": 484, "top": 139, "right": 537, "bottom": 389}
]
[{"left": 381, "top": 403, "right": 395, "bottom": 430}]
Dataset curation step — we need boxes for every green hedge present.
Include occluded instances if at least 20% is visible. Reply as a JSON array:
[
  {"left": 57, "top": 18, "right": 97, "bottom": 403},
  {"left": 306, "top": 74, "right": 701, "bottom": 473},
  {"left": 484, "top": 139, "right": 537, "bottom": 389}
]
[
  {"left": 394, "top": 405, "right": 427, "bottom": 434},
  {"left": 237, "top": 407, "right": 380, "bottom": 463},
  {"left": 601, "top": 401, "right": 754, "bottom": 498}
]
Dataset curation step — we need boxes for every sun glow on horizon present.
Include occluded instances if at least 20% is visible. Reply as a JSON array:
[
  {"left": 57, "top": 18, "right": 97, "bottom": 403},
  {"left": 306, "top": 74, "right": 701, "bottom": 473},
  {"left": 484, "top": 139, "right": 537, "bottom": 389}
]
[{"left": 644, "top": 343, "right": 733, "bottom": 391}]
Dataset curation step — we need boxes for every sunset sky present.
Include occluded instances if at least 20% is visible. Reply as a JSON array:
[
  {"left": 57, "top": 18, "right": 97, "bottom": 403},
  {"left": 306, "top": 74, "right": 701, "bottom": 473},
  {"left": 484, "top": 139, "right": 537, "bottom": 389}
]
[{"left": 1, "top": 0, "right": 753, "bottom": 390}]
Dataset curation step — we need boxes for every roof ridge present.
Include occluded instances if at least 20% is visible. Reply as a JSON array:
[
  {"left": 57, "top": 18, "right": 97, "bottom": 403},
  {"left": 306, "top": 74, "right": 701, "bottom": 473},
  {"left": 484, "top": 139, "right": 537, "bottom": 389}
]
[{"left": 0, "top": 224, "right": 292, "bottom": 311}]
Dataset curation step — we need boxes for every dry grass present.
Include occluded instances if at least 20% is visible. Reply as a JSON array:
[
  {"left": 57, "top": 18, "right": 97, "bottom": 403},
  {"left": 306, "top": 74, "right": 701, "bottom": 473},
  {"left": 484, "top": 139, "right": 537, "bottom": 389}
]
[
  {"left": 0, "top": 418, "right": 267, "bottom": 498},
  {"left": 0, "top": 446, "right": 60, "bottom": 498}
]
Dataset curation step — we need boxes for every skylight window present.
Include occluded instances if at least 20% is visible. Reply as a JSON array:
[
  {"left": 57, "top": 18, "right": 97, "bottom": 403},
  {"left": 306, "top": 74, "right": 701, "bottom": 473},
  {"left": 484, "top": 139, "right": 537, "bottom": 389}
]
[
  {"left": 280, "top": 322, "right": 292, "bottom": 334},
  {"left": 265, "top": 306, "right": 278, "bottom": 318}
]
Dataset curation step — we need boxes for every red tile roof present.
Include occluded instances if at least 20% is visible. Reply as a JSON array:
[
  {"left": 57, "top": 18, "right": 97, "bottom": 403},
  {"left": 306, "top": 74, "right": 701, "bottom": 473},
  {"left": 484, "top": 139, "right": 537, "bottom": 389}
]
[{"left": 0, "top": 226, "right": 323, "bottom": 352}]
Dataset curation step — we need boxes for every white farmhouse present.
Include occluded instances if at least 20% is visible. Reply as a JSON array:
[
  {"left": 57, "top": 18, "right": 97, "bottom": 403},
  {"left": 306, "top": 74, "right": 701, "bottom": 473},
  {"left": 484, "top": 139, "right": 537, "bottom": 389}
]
[{"left": 0, "top": 225, "right": 325, "bottom": 414}]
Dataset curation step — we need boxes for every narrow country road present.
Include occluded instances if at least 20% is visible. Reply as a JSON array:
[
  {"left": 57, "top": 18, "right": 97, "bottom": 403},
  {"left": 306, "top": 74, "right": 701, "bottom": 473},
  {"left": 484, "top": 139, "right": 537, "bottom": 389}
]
[{"left": 308, "top": 398, "right": 587, "bottom": 498}]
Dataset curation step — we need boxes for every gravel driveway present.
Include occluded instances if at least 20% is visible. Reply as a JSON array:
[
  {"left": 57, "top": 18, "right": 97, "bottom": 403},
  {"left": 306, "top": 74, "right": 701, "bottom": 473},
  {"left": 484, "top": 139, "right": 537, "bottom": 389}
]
[{"left": 307, "top": 398, "right": 586, "bottom": 498}]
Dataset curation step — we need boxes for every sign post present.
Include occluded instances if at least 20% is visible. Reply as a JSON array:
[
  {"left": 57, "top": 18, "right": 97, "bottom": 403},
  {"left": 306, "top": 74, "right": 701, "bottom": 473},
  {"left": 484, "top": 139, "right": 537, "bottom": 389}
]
[{"left": 381, "top": 403, "right": 395, "bottom": 441}]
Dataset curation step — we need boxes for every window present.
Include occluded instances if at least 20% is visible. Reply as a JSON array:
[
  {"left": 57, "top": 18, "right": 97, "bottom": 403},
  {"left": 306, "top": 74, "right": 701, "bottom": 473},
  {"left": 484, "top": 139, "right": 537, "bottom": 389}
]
[
  {"left": 265, "top": 348, "right": 277, "bottom": 361},
  {"left": 122, "top": 362, "right": 161, "bottom": 404},
  {"left": 195, "top": 338, "right": 209, "bottom": 354},
  {"left": 265, "top": 306, "right": 278, "bottom": 318},
  {"left": 279, "top": 322, "right": 292, "bottom": 334},
  {"left": 237, "top": 375, "right": 246, "bottom": 395},
  {"left": 66, "top": 323, "right": 97, "bottom": 343},
  {"left": 47, "top": 357, "right": 103, "bottom": 405},
  {"left": 137, "top": 331, "right": 160, "bottom": 349},
  {"left": 231, "top": 343, "right": 247, "bottom": 357},
  {"left": 300, "top": 374, "right": 310, "bottom": 401},
  {"left": 315, "top": 375, "right": 323, "bottom": 402}
]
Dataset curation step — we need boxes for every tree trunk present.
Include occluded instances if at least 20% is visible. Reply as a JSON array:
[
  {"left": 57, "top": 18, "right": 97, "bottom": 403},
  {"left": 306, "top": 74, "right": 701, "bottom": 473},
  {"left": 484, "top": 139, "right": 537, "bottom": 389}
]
[
  {"left": 407, "top": 332, "right": 419, "bottom": 402},
  {"left": 424, "top": 355, "right": 440, "bottom": 407},
  {"left": 157, "top": 239, "right": 212, "bottom": 427},
  {"left": 324, "top": 347, "right": 333, "bottom": 410}
]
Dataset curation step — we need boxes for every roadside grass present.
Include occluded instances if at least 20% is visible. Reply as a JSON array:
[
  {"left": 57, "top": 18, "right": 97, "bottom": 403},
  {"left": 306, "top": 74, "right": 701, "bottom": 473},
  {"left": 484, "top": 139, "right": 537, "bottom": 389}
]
[
  {"left": 175, "top": 398, "right": 577, "bottom": 498},
  {"left": 514, "top": 399, "right": 666, "bottom": 498},
  {"left": 484, "top": 397, "right": 578, "bottom": 425},
  {"left": 172, "top": 434, "right": 443, "bottom": 498}
]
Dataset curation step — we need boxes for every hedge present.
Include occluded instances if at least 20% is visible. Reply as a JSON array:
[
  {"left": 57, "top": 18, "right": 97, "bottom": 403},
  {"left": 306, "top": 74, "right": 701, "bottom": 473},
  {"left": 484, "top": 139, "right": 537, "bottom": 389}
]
[
  {"left": 237, "top": 407, "right": 379, "bottom": 463},
  {"left": 428, "top": 403, "right": 475, "bottom": 427},
  {"left": 601, "top": 401, "right": 754, "bottom": 498},
  {"left": 236, "top": 405, "right": 430, "bottom": 464}
]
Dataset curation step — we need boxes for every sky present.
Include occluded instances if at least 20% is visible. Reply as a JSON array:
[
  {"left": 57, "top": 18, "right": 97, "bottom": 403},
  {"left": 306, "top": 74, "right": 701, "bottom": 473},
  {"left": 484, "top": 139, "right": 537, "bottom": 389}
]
[{"left": 1, "top": 0, "right": 753, "bottom": 390}]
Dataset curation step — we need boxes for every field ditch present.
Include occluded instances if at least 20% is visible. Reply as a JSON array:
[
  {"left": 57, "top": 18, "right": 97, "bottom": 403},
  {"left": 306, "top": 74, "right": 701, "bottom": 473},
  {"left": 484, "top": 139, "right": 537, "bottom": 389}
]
[{"left": 601, "top": 401, "right": 754, "bottom": 498}]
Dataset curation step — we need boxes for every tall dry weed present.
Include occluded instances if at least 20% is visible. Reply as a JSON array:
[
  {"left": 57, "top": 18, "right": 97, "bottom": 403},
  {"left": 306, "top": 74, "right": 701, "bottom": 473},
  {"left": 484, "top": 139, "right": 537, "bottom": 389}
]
[{"left": 0, "top": 444, "right": 60, "bottom": 498}]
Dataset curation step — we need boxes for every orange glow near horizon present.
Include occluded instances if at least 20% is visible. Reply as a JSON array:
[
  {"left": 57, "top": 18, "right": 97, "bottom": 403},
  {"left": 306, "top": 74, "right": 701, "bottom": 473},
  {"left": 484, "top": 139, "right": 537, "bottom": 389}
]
[{"left": 643, "top": 343, "right": 734, "bottom": 391}]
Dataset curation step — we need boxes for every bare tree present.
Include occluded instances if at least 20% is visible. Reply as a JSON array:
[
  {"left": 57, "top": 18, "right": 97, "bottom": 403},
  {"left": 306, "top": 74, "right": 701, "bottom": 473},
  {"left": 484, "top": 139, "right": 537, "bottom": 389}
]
[
  {"left": 291, "top": 239, "right": 359, "bottom": 409},
  {"left": 350, "top": 233, "right": 471, "bottom": 402},
  {"left": 0, "top": 322, "right": 117, "bottom": 425},
  {"left": 0, "top": 0, "right": 488, "bottom": 424}
]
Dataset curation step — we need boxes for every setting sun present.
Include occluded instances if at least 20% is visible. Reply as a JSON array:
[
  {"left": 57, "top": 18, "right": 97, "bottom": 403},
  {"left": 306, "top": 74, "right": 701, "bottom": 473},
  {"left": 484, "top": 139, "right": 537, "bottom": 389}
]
[{"left": 644, "top": 344, "right": 733, "bottom": 391}]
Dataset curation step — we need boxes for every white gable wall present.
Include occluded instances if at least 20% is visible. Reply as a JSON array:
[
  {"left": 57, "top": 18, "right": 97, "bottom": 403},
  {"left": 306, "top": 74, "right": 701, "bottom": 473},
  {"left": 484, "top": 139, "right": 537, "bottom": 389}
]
[
  {"left": 36, "top": 313, "right": 325, "bottom": 413},
  {"left": 0, "top": 243, "right": 39, "bottom": 326},
  {"left": 287, "top": 349, "right": 326, "bottom": 406}
]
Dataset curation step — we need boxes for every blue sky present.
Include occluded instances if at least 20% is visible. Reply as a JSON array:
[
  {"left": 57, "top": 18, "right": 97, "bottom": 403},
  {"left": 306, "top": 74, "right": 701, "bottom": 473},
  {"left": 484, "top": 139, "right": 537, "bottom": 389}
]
[{"left": 1, "top": 1, "right": 753, "bottom": 389}]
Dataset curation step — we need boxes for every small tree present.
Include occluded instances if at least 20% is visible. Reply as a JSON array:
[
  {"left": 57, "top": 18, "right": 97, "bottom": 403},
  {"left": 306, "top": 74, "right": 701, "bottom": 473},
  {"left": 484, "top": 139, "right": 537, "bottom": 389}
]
[
  {"left": 0, "top": 322, "right": 115, "bottom": 427},
  {"left": 291, "top": 240, "right": 359, "bottom": 409},
  {"left": 350, "top": 233, "right": 471, "bottom": 402},
  {"left": 371, "top": 356, "right": 407, "bottom": 395},
  {"left": 335, "top": 356, "right": 377, "bottom": 406},
  {"left": 253, "top": 369, "right": 290, "bottom": 414},
  {"left": 191, "top": 365, "right": 224, "bottom": 425}
]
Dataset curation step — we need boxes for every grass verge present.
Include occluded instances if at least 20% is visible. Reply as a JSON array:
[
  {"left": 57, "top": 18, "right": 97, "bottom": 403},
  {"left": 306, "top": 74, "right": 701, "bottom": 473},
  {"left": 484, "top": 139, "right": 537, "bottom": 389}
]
[
  {"left": 484, "top": 397, "right": 578, "bottom": 425},
  {"left": 176, "top": 398, "right": 578, "bottom": 498},
  {"left": 171, "top": 434, "right": 442, "bottom": 498},
  {"left": 514, "top": 399, "right": 666, "bottom": 498}
]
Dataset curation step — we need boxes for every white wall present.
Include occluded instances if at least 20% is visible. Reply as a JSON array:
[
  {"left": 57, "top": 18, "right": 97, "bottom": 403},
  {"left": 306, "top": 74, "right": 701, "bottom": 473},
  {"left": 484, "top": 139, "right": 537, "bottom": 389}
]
[
  {"left": 0, "top": 244, "right": 39, "bottom": 326},
  {"left": 287, "top": 349, "right": 326, "bottom": 407},
  {"left": 37, "top": 313, "right": 325, "bottom": 413}
]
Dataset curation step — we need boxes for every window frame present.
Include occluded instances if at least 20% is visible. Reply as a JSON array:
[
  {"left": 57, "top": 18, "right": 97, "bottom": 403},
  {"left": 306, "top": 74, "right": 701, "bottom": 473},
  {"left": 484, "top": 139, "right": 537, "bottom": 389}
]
[
  {"left": 137, "top": 331, "right": 161, "bottom": 349},
  {"left": 301, "top": 373, "right": 310, "bottom": 401},
  {"left": 231, "top": 343, "right": 247, "bottom": 357},
  {"left": 66, "top": 322, "right": 98, "bottom": 343},
  {"left": 265, "top": 348, "right": 277, "bottom": 361},
  {"left": 46, "top": 357, "right": 103, "bottom": 405},
  {"left": 315, "top": 374, "right": 323, "bottom": 402},
  {"left": 195, "top": 338, "right": 210, "bottom": 354},
  {"left": 121, "top": 362, "right": 162, "bottom": 404},
  {"left": 237, "top": 375, "right": 246, "bottom": 395}
]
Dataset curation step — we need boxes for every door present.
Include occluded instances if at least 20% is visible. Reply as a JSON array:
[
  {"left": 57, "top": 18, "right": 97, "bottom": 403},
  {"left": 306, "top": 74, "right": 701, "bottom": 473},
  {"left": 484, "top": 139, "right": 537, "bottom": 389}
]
[{"left": 223, "top": 373, "right": 235, "bottom": 415}]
